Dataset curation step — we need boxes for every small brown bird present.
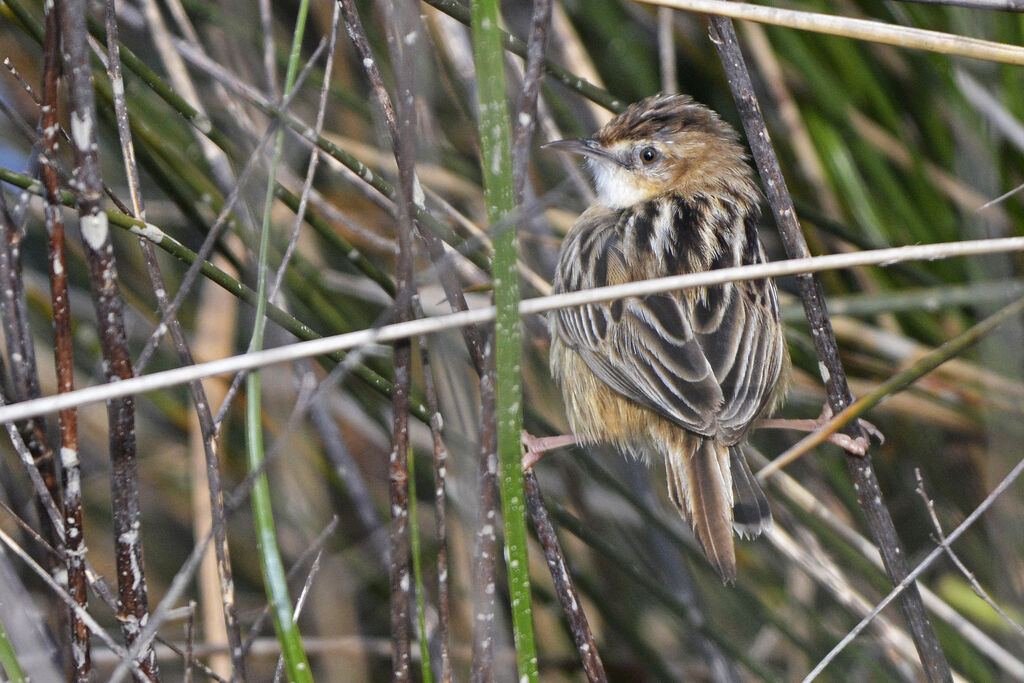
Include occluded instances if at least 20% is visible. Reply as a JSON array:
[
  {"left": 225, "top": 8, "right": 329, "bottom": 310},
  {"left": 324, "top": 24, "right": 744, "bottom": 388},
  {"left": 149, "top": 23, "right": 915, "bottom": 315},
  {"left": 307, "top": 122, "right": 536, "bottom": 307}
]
[{"left": 546, "top": 94, "right": 789, "bottom": 582}]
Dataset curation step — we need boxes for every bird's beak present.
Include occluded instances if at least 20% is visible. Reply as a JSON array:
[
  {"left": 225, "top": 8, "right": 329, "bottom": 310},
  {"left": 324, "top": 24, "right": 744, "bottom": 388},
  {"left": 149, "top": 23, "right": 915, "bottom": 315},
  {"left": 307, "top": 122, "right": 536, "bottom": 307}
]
[{"left": 543, "top": 137, "right": 625, "bottom": 166}]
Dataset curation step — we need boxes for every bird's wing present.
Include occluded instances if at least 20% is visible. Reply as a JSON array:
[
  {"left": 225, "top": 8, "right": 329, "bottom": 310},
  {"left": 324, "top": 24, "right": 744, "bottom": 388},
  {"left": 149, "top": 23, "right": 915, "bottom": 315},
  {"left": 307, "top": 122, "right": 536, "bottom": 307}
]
[
  {"left": 553, "top": 222, "right": 722, "bottom": 435},
  {"left": 553, "top": 213, "right": 783, "bottom": 441},
  {"left": 688, "top": 274, "right": 784, "bottom": 443},
  {"left": 559, "top": 291, "right": 725, "bottom": 434}
]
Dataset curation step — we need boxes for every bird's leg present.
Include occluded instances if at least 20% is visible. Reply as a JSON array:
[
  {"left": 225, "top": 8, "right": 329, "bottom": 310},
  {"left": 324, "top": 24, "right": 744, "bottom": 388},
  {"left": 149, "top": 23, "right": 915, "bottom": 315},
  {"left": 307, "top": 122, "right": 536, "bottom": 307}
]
[
  {"left": 756, "top": 405, "right": 884, "bottom": 456},
  {"left": 521, "top": 432, "right": 579, "bottom": 470}
]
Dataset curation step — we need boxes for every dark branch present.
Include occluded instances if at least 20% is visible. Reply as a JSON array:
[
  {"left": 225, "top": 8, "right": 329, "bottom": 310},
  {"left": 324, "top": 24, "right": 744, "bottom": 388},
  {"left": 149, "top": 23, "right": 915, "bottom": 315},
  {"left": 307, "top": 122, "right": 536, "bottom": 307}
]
[
  {"left": 707, "top": 16, "right": 951, "bottom": 682},
  {"left": 524, "top": 470, "right": 607, "bottom": 682},
  {"left": 58, "top": 0, "right": 158, "bottom": 675}
]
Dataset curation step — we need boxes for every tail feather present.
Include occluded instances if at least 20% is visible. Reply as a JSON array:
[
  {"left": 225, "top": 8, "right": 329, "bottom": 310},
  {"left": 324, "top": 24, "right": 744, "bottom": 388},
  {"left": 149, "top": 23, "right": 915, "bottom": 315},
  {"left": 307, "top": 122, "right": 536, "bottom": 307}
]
[
  {"left": 667, "top": 438, "right": 736, "bottom": 583},
  {"left": 730, "top": 447, "right": 772, "bottom": 539}
]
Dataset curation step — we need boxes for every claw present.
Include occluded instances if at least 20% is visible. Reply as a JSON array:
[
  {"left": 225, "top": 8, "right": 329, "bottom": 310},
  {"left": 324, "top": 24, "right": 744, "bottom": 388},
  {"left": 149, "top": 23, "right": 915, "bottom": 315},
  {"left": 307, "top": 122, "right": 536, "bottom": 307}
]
[{"left": 859, "top": 418, "right": 885, "bottom": 445}]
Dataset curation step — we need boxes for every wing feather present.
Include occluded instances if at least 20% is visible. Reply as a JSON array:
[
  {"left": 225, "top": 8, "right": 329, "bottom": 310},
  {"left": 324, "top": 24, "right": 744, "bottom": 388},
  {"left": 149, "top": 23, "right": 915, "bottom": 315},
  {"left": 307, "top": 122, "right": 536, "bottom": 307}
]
[{"left": 551, "top": 202, "right": 783, "bottom": 443}]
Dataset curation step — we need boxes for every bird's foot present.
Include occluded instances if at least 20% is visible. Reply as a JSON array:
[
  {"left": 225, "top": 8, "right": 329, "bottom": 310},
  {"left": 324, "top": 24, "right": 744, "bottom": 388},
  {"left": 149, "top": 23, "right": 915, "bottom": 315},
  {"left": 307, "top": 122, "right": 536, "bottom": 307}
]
[
  {"left": 521, "top": 432, "right": 579, "bottom": 470},
  {"left": 757, "top": 405, "right": 883, "bottom": 456}
]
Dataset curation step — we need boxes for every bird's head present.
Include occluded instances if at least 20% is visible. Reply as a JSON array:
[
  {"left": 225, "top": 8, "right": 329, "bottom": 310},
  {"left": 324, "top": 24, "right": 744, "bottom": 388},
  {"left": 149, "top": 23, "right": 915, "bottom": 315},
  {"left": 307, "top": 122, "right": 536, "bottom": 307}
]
[{"left": 545, "top": 94, "right": 752, "bottom": 209}]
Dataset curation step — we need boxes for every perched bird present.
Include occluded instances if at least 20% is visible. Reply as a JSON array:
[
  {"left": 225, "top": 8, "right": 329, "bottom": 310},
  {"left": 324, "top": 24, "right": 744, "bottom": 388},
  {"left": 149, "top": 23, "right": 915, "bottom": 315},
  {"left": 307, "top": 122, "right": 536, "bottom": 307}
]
[{"left": 546, "top": 94, "right": 789, "bottom": 582}]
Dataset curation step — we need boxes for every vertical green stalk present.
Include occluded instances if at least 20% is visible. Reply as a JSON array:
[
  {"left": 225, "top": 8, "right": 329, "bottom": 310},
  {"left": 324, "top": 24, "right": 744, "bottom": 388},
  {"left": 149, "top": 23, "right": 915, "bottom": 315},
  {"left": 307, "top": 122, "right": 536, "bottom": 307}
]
[
  {"left": 407, "top": 448, "right": 434, "bottom": 683},
  {"left": 245, "top": 1, "right": 313, "bottom": 681},
  {"left": 0, "top": 617, "right": 25, "bottom": 683},
  {"left": 469, "top": 0, "right": 538, "bottom": 680}
]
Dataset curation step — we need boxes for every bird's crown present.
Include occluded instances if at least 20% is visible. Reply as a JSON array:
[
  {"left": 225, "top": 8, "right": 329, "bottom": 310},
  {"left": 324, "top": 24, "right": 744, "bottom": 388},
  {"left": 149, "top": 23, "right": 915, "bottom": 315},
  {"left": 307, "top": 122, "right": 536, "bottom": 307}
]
[{"left": 595, "top": 93, "right": 737, "bottom": 147}]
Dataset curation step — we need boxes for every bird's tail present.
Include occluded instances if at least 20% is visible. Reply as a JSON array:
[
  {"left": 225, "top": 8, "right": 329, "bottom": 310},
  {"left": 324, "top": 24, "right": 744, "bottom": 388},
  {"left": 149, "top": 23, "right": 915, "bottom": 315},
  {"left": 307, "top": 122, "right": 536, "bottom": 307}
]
[
  {"left": 667, "top": 437, "right": 736, "bottom": 583},
  {"left": 730, "top": 446, "right": 772, "bottom": 539},
  {"left": 666, "top": 440, "right": 773, "bottom": 583}
]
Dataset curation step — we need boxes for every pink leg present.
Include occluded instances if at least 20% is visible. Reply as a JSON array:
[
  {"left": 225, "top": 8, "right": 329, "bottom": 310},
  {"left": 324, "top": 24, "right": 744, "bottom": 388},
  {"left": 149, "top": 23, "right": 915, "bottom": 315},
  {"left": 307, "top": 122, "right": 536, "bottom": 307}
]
[
  {"left": 521, "top": 432, "right": 580, "bottom": 470},
  {"left": 757, "top": 405, "right": 884, "bottom": 456}
]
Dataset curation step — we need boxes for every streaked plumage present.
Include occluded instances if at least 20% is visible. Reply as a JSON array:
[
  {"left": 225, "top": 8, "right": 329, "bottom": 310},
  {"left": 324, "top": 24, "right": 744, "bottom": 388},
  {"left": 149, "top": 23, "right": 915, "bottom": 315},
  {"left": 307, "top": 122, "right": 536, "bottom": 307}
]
[{"left": 548, "top": 94, "right": 789, "bottom": 582}]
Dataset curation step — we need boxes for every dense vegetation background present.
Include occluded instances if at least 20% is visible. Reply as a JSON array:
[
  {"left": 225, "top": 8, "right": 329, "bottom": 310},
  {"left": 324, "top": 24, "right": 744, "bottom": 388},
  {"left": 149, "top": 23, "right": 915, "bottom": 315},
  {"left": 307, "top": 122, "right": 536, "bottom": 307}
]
[{"left": 1, "top": 0, "right": 1023, "bottom": 680}]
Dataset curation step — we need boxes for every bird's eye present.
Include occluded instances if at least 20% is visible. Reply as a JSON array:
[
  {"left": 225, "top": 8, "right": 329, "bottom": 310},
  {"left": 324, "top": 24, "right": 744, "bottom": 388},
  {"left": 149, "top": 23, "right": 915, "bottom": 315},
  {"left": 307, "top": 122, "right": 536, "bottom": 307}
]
[{"left": 639, "top": 146, "right": 659, "bottom": 164}]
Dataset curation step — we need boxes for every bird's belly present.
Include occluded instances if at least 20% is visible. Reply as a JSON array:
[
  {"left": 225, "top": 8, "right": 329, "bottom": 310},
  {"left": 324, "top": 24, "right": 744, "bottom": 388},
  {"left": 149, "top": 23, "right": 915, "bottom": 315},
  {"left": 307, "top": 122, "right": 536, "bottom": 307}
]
[{"left": 551, "top": 337, "right": 657, "bottom": 452}]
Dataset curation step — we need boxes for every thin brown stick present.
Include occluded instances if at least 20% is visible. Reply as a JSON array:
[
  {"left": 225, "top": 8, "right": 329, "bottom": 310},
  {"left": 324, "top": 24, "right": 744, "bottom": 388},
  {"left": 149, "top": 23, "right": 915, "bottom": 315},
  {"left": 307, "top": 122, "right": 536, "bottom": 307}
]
[
  {"left": 386, "top": 134, "right": 414, "bottom": 683},
  {"left": 39, "top": 3, "right": 90, "bottom": 678},
  {"left": 58, "top": 0, "right": 158, "bottom": 676},
  {"left": 470, "top": 361, "right": 499, "bottom": 682},
  {"left": 1, "top": 56, "right": 39, "bottom": 102},
  {"left": 707, "top": 16, "right": 951, "bottom": 682},
  {"left": 523, "top": 470, "right": 607, "bottom": 682},
  {"left": 415, "top": 298, "right": 453, "bottom": 682},
  {"left": 382, "top": 1, "right": 422, "bottom": 678},
  {"left": 512, "top": 0, "right": 553, "bottom": 199},
  {"left": 184, "top": 603, "right": 196, "bottom": 683},
  {"left": 187, "top": 269, "right": 235, "bottom": 680}
]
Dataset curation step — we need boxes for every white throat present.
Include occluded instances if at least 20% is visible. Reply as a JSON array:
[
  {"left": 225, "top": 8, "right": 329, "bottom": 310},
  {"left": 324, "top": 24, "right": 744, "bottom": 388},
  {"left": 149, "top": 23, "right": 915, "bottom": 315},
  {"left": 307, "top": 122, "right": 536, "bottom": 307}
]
[{"left": 589, "top": 159, "right": 651, "bottom": 209}]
